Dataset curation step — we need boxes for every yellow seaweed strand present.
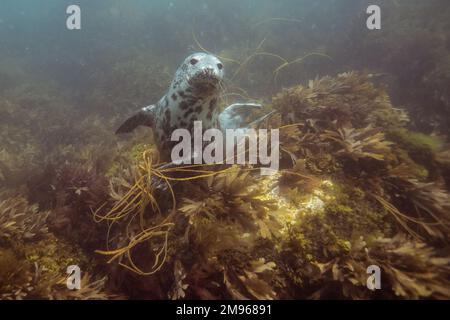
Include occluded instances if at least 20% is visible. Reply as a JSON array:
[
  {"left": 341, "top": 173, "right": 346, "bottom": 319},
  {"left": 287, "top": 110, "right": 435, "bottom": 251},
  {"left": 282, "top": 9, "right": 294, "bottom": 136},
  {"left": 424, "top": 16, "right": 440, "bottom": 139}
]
[
  {"left": 274, "top": 53, "right": 333, "bottom": 81},
  {"left": 232, "top": 52, "right": 288, "bottom": 81},
  {"left": 192, "top": 29, "right": 240, "bottom": 65}
]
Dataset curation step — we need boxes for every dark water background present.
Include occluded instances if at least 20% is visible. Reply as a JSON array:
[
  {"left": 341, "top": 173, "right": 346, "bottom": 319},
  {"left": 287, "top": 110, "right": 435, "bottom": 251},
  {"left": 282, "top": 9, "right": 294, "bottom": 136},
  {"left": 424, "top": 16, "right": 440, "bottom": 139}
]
[{"left": 1, "top": 0, "right": 448, "bottom": 132}]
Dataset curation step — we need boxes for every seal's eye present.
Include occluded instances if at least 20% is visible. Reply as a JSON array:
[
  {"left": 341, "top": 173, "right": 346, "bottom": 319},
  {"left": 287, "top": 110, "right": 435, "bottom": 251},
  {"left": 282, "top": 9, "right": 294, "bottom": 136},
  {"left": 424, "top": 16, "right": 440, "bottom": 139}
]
[
  {"left": 217, "top": 63, "right": 223, "bottom": 70},
  {"left": 190, "top": 58, "right": 199, "bottom": 65}
]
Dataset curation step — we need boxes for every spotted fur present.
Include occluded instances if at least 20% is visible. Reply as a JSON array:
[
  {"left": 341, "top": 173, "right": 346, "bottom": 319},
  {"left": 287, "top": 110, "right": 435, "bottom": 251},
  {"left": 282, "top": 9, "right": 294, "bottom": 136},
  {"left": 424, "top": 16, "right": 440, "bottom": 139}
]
[
  {"left": 116, "top": 52, "right": 265, "bottom": 159},
  {"left": 116, "top": 53, "right": 224, "bottom": 155}
]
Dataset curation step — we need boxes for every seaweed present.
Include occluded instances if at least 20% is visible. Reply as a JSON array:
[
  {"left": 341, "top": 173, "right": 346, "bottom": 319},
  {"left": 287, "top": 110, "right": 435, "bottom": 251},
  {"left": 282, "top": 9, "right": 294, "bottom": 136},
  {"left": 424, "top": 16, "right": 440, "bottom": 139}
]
[
  {"left": 0, "top": 192, "right": 116, "bottom": 299},
  {"left": 84, "top": 71, "right": 450, "bottom": 299},
  {"left": 309, "top": 235, "right": 450, "bottom": 300},
  {"left": 321, "top": 126, "right": 393, "bottom": 162},
  {"left": 0, "top": 195, "right": 49, "bottom": 243},
  {"left": 2, "top": 46, "right": 450, "bottom": 300}
]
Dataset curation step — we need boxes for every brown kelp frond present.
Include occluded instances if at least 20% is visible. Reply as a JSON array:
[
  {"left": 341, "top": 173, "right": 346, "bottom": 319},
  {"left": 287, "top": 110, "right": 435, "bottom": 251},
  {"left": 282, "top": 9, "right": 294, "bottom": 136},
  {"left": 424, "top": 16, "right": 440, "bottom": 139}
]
[
  {"left": 32, "top": 273, "right": 120, "bottom": 300},
  {"left": 368, "top": 106, "right": 410, "bottom": 128},
  {"left": 94, "top": 149, "right": 165, "bottom": 224},
  {"left": 14, "top": 160, "right": 112, "bottom": 249},
  {"left": 272, "top": 72, "right": 403, "bottom": 129},
  {"left": 179, "top": 167, "right": 280, "bottom": 241},
  {"left": 94, "top": 149, "right": 251, "bottom": 275},
  {"left": 1, "top": 228, "right": 94, "bottom": 300},
  {"left": 0, "top": 195, "right": 49, "bottom": 242},
  {"left": 311, "top": 235, "right": 450, "bottom": 299},
  {"left": 407, "top": 182, "right": 450, "bottom": 226},
  {"left": 223, "top": 258, "right": 278, "bottom": 300},
  {"left": 270, "top": 71, "right": 449, "bottom": 248},
  {"left": 93, "top": 149, "right": 176, "bottom": 275},
  {"left": 67, "top": 71, "right": 448, "bottom": 298},
  {"left": 322, "top": 126, "right": 393, "bottom": 161},
  {"left": 169, "top": 260, "right": 189, "bottom": 300},
  {"left": 376, "top": 177, "right": 450, "bottom": 241},
  {"left": 165, "top": 169, "right": 283, "bottom": 299},
  {"left": 368, "top": 235, "right": 450, "bottom": 299},
  {"left": 371, "top": 193, "right": 425, "bottom": 241}
]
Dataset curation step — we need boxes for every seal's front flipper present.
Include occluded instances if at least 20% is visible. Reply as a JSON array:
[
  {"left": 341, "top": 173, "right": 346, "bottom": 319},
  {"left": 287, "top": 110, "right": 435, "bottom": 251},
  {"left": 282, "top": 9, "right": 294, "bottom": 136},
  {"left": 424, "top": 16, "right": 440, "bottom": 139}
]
[
  {"left": 219, "top": 103, "right": 263, "bottom": 130},
  {"left": 115, "top": 105, "right": 155, "bottom": 134}
]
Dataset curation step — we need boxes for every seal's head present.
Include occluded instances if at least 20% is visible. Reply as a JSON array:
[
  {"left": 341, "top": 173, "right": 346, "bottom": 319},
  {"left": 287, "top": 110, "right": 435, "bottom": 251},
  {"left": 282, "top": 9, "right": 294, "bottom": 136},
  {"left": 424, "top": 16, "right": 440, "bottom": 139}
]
[{"left": 172, "top": 52, "right": 224, "bottom": 96}]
